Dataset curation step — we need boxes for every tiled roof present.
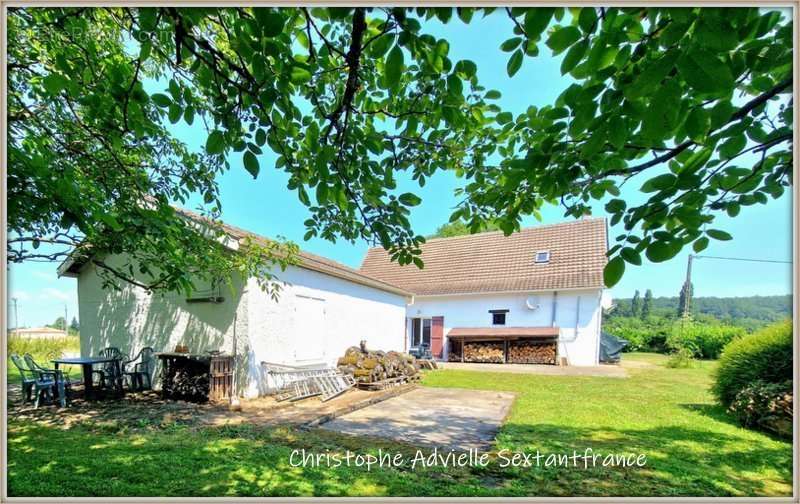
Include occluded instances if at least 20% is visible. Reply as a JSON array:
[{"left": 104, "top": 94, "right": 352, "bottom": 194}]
[
  {"left": 359, "top": 218, "right": 608, "bottom": 296},
  {"left": 181, "top": 210, "right": 413, "bottom": 297},
  {"left": 60, "top": 206, "right": 412, "bottom": 298}
]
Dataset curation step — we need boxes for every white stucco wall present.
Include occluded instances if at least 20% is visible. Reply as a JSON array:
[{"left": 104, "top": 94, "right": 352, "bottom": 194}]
[
  {"left": 75, "top": 255, "right": 407, "bottom": 398},
  {"left": 406, "top": 289, "right": 603, "bottom": 366},
  {"left": 76, "top": 256, "right": 248, "bottom": 387},
  {"left": 244, "top": 264, "right": 408, "bottom": 397}
]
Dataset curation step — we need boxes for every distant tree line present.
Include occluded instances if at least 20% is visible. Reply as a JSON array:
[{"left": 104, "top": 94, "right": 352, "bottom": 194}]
[{"left": 609, "top": 294, "right": 791, "bottom": 327}]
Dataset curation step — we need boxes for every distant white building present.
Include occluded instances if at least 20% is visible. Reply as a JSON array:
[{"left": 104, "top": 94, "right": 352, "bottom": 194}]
[{"left": 11, "top": 327, "right": 69, "bottom": 339}]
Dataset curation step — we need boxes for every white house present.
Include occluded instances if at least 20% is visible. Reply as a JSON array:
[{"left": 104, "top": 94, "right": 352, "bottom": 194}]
[
  {"left": 60, "top": 213, "right": 608, "bottom": 398},
  {"left": 58, "top": 214, "right": 411, "bottom": 398},
  {"left": 360, "top": 218, "right": 609, "bottom": 366}
]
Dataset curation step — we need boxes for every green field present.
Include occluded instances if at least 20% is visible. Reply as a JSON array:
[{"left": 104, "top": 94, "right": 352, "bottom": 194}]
[{"left": 7, "top": 353, "right": 792, "bottom": 497}]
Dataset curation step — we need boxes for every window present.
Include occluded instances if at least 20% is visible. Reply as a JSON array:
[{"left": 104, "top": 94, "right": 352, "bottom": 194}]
[
  {"left": 535, "top": 250, "right": 550, "bottom": 263},
  {"left": 411, "top": 318, "right": 432, "bottom": 347},
  {"left": 489, "top": 309, "right": 508, "bottom": 325}
]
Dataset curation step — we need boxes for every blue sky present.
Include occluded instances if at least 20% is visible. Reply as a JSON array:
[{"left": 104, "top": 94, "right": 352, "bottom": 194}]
[{"left": 7, "top": 9, "right": 793, "bottom": 328}]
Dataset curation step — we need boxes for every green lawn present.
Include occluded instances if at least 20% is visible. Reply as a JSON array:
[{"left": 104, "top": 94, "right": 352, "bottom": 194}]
[{"left": 7, "top": 353, "right": 792, "bottom": 497}]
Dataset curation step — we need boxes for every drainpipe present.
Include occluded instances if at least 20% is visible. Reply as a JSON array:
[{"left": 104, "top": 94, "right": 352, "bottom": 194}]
[{"left": 550, "top": 291, "right": 558, "bottom": 327}]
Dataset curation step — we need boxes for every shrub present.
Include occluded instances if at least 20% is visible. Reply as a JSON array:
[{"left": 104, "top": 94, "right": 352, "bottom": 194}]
[
  {"left": 665, "top": 347, "right": 695, "bottom": 368},
  {"left": 729, "top": 380, "right": 792, "bottom": 438},
  {"left": 666, "top": 321, "right": 746, "bottom": 359},
  {"left": 713, "top": 320, "right": 793, "bottom": 407},
  {"left": 604, "top": 316, "right": 671, "bottom": 352}
]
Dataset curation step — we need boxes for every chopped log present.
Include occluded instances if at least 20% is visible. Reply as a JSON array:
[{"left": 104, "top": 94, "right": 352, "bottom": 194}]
[
  {"left": 463, "top": 342, "right": 504, "bottom": 363},
  {"left": 337, "top": 342, "right": 421, "bottom": 385},
  {"left": 508, "top": 341, "right": 557, "bottom": 364}
]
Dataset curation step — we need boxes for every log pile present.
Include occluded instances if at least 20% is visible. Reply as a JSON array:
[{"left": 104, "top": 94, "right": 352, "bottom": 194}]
[
  {"left": 337, "top": 342, "right": 421, "bottom": 385},
  {"left": 508, "top": 341, "right": 557, "bottom": 364},
  {"left": 161, "top": 355, "right": 211, "bottom": 402},
  {"left": 463, "top": 342, "right": 504, "bottom": 363}
]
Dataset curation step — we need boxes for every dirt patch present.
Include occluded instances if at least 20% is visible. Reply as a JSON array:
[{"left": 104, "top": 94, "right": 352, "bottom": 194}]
[{"left": 6, "top": 383, "right": 417, "bottom": 431}]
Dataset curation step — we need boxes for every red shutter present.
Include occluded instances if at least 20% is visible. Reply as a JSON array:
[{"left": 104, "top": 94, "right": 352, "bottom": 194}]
[{"left": 431, "top": 316, "right": 444, "bottom": 359}]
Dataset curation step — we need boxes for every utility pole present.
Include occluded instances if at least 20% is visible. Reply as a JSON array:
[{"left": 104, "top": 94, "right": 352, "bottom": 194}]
[
  {"left": 680, "top": 254, "right": 693, "bottom": 318},
  {"left": 64, "top": 305, "right": 68, "bottom": 335},
  {"left": 11, "top": 297, "right": 19, "bottom": 330}
]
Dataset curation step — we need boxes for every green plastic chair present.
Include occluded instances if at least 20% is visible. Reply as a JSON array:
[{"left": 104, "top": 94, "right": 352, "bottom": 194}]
[
  {"left": 93, "top": 347, "right": 125, "bottom": 390},
  {"left": 24, "top": 354, "right": 69, "bottom": 407},
  {"left": 122, "top": 347, "right": 154, "bottom": 391},
  {"left": 10, "top": 354, "right": 58, "bottom": 408}
]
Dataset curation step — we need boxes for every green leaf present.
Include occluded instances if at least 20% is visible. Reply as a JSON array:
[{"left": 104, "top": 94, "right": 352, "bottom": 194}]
[
  {"left": 719, "top": 134, "right": 747, "bottom": 160},
  {"left": 523, "top": 8, "right": 554, "bottom": 40},
  {"left": 507, "top": 49, "right": 524, "bottom": 77},
  {"left": 500, "top": 37, "right": 523, "bottom": 52},
  {"left": 603, "top": 256, "right": 625, "bottom": 287},
  {"left": 385, "top": 44, "right": 404, "bottom": 89},
  {"left": 485, "top": 90, "right": 502, "bottom": 100},
  {"left": 693, "top": 237, "right": 709, "bottom": 253},
  {"left": 255, "top": 9, "right": 285, "bottom": 37},
  {"left": 560, "top": 39, "right": 588, "bottom": 75},
  {"left": 205, "top": 130, "right": 225, "bottom": 155},
  {"left": 243, "top": 151, "right": 260, "bottom": 178},
  {"left": 706, "top": 229, "right": 732, "bottom": 241},
  {"left": 677, "top": 48, "right": 735, "bottom": 95},
  {"left": 398, "top": 193, "right": 422, "bottom": 206},
  {"left": 289, "top": 65, "right": 312, "bottom": 84},
  {"left": 607, "top": 116, "right": 627, "bottom": 149},
  {"left": 496, "top": 112, "right": 513, "bottom": 124},
  {"left": 546, "top": 26, "right": 581, "bottom": 54},
  {"left": 578, "top": 7, "right": 598, "bottom": 33},
  {"left": 620, "top": 247, "right": 642, "bottom": 266},
  {"left": 168, "top": 104, "right": 182, "bottom": 124},
  {"left": 640, "top": 173, "right": 677, "bottom": 193},
  {"left": 150, "top": 93, "right": 171, "bottom": 108},
  {"left": 43, "top": 73, "right": 69, "bottom": 95},
  {"left": 447, "top": 74, "right": 463, "bottom": 97},
  {"left": 646, "top": 240, "right": 677, "bottom": 263},
  {"left": 625, "top": 50, "right": 679, "bottom": 100},
  {"left": 685, "top": 107, "right": 710, "bottom": 141},
  {"left": 255, "top": 128, "right": 267, "bottom": 147}
]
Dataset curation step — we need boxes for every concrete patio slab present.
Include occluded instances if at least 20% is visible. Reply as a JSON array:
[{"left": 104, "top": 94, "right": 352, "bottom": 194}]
[
  {"left": 320, "top": 386, "right": 515, "bottom": 449},
  {"left": 438, "top": 361, "right": 628, "bottom": 378}
]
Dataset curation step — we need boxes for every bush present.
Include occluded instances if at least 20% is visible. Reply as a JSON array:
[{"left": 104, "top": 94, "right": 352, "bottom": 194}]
[
  {"left": 729, "top": 380, "right": 792, "bottom": 438},
  {"left": 713, "top": 320, "right": 793, "bottom": 407},
  {"left": 665, "top": 347, "right": 695, "bottom": 368},
  {"left": 666, "top": 321, "right": 746, "bottom": 359},
  {"left": 604, "top": 316, "right": 671, "bottom": 352}
]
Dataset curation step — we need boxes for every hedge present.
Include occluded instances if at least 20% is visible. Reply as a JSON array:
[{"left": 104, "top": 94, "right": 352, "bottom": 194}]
[{"left": 712, "top": 320, "right": 792, "bottom": 407}]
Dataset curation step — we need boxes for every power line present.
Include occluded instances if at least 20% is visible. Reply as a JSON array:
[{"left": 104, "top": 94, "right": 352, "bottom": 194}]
[{"left": 694, "top": 255, "right": 792, "bottom": 264}]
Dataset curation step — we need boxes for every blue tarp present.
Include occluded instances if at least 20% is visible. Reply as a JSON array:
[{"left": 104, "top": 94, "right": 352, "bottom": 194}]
[{"left": 599, "top": 331, "right": 628, "bottom": 363}]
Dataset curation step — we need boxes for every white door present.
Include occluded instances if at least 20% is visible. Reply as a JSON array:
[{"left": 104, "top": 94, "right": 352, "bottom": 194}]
[{"left": 293, "top": 295, "right": 326, "bottom": 363}]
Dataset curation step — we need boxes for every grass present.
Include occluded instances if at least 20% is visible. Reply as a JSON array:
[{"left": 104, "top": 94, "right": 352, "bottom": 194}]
[
  {"left": 7, "top": 353, "right": 792, "bottom": 497},
  {"left": 7, "top": 334, "right": 83, "bottom": 384}
]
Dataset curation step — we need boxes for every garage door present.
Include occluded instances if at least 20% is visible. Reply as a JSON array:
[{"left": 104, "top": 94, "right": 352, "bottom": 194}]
[{"left": 294, "top": 295, "right": 326, "bottom": 363}]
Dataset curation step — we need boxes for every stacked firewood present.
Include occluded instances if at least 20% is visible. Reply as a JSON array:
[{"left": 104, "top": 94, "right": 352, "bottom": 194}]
[
  {"left": 337, "top": 343, "right": 421, "bottom": 384},
  {"left": 463, "top": 342, "right": 504, "bottom": 363},
  {"left": 508, "top": 341, "right": 557, "bottom": 364},
  {"left": 164, "top": 358, "right": 210, "bottom": 402}
]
